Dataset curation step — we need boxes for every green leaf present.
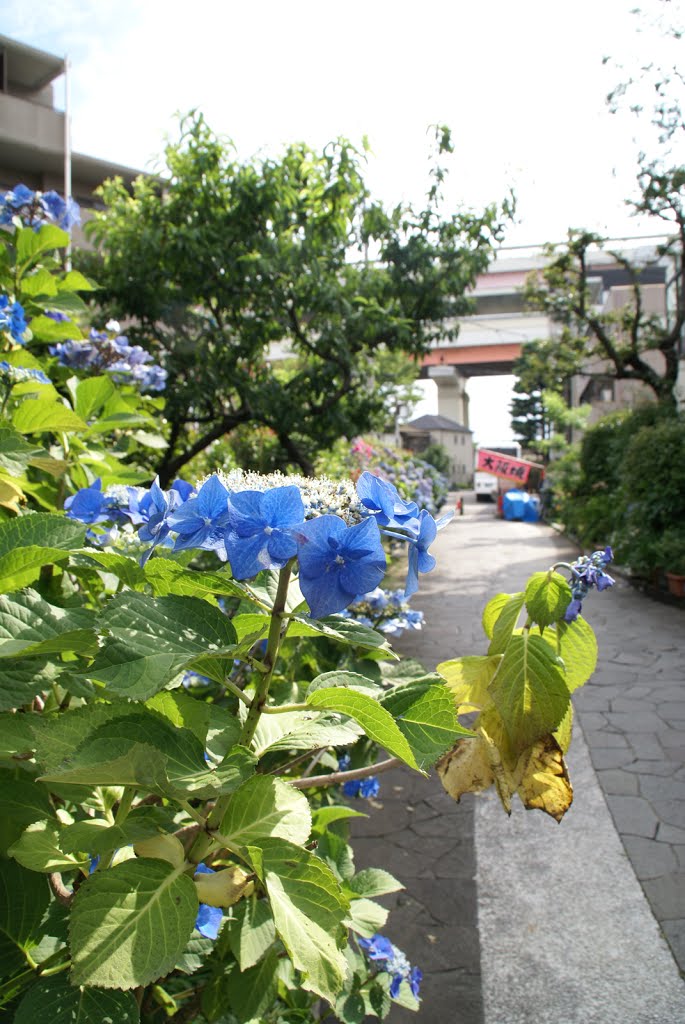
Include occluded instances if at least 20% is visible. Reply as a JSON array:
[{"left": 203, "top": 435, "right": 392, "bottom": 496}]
[
  {"left": 73, "top": 376, "right": 116, "bottom": 420},
  {"left": 219, "top": 776, "right": 311, "bottom": 847},
  {"left": 14, "top": 976, "right": 139, "bottom": 1024},
  {"left": 0, "top": 512, "right": 84, "bottom": 593},
  {"left": 525, "top": 571, "right": 572, "bottom": 628},
  {"left": 28, "top": 315, "right": 83, "bottom": 343},
  {"left": 0, "top": 590, "right": 96, "bottom": 660},
  {"left": 481, "top": 592, "right": 512, "bottom": 639},
  {"left": 488, "top": 633, "right": 571, "bottom": 750},
  {"left": 89, "top": 593, "right": 238, "bottom": 699},
  {"left": 227, "top": 898, "right": 277, "bottom": 971},
  {"left": 69, "top": 550, "right": 148, "bottom": 590},
  {"left": 248, "top": 838, "right": 349, "bottom": 1002},
  {"left": 0, "top": 658, "right": 64, "bottom": 713},
  {"left": 9, "top": 820, "right": 90, "bottom": 873},
  {"left": 0, "top": 768, "right": 53, "bottom": 855},
  {"left": 60, "top": 807, "right": 176, "bottom": 857},
  {"left": 288, "top": 615, "right": 399, "bottom": 659},
  {"left": 16, "top": 224, "right": 69, "bottom": 265},
  {"left": 228, "top": 947, "right": 281, "bottom": 1020},
  {"left": 347, "top": 868, "right": 403, "bottom": 898},
  {"left": 13, "top": 400, "right": 87, "bottom": 435},
  {"left": 0, "top": 425, "right": 45, "bottom": 476},
  {"left": 19, "top": 267, "right": 58, "bottom": 298},
  {"left": 144, "top": 560, "right": 248, "bottom": 600},
  {"left": 307, "top": 670, "right": 382, "bottom": 696},
  {"left": 38, "top": 708, "right": 234, "bottom": 799},
  {"left": 59, "top": 269, "right": 98, "bottom": 292},
  {"left": 488, "top": 592, "right": 525, "bottom": 655},
  {"left": 0, "top": 859, "right": 51, "bottom": 955},
  {"left": 540, "top": 617, "right": 598, "bottom": 692},
  {"left": 346, "top": 897, "right": 388, "bottom": 938},
  {"left": 306, "top": 687, "right": 420, "bottom": 771},
  {"left": 311, "top": 806, "right": 368, "bottom": 834},
  {"left": 380, "top": 681, "right": 471, "bottom": 768},
  {"left": 248, "top": 707, "right": 363, "bottom": 757},
  {"left": 0, "top": 712, "right": 33, "bottom": 758},
  {"left": 69, "top": 858, "right": 198, "bottom": 988},
  {"left": 0, "top": 512, "right": 84, "bottom": 559},
  {"left": 146, "top": 690, "right": 210, "bottom": 745}
]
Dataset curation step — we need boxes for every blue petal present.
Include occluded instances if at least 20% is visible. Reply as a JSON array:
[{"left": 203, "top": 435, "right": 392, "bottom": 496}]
[
  {"left": 300, "top": 569, "right": 352, "bottom": 619},
  {"left": 197, "top": 474, "right": 231, "bottom": 520},
  {"left": 267, "top": 528, "right": 299, "bottom": 562},
  {"left": 261, "top": 485, "right": 305, "bottom": 528},
  {"left": 227, "top": 490, "right": 266, "bottom": 537},
  {"left": 195, "top": 903, "right": 222, "bottom": 940},
  {"left": 226, "top": 530, "right": 274, "bottom": 579}
]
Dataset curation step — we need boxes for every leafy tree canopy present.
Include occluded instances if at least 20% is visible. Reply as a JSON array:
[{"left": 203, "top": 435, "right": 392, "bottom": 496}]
[{"left": 83, "top": 114, "right": 511, "bottom": 481}]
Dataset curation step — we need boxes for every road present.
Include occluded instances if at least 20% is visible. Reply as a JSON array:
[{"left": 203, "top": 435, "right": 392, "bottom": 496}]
[{"left": 351, "top": 492, "right": 685, "bottom": 1024}]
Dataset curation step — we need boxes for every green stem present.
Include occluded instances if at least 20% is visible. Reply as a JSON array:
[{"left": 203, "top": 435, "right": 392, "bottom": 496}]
[
  {"left": 237, "top": 560, "right": 294, "bottom": 748},
  {"left": 261, "top": 701, "right": 308, "bottom": 714},
  {"left": 179, "top": 799, "right": 207, "bottom": 826},
  {"left": 223, "top": 676, "right": 252, "bottom": 706},
  {"left": 186, "top": 561, "right": 294, "bottom": 866},
  {"left": 114, "top": 786, "right": 136, "bottom": 826}
]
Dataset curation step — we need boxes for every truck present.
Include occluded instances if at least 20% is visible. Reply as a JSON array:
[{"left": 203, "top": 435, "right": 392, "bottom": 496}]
[{"left": 474, "top": 442, "right": 522, "bottom": 502}]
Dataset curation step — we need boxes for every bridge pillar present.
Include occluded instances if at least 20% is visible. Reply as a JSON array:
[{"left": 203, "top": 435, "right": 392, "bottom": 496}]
[{"left": 427, "top": 365, "right": 470, "bottom": 427}]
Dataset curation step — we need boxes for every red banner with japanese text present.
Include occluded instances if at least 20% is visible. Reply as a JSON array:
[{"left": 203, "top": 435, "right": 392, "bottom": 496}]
[{"left": 476, "top": 449, "right": 544, "bottom": 485}]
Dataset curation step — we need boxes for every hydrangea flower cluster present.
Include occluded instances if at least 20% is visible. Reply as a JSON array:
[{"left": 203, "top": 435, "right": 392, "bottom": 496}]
[
  {"left": 0, "top": 184, "right": 80, "bottom": 231},
  {"left": 0, "top": 296, "right": 28, "bottom": 346},
  {"left": 65, "top": 470, "right": 452, "bottom": 617},
  {"left": 564, "top": 546, "right": 615, "bottom": 622},
  {"left": 357, "top": 934, "right": 422, "bottom": 999},
  {"left": 50, "top": 320, "right": 167, "bottom": 392},
  {"left": 337, "top": 754, "right": 381, "bottom": 799},
  {"left": 0, "top": 361, "right": 50, "bottom": 385},
  {"left": 343, "top": 587, "right": 424, "bottom": 638},
  {"left": 349, "top": 438, "right": 449, "bottom": 517}
]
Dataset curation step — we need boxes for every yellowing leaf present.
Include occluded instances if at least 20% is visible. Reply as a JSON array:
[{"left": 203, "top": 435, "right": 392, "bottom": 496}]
[
  {"left": 436, "top": 736, "right": 494, "bottom": 801},
  {"left": 516, "top": 735, "right": 573, "bottom": 822},
  {"left": 436, "top": 654, "right": 501, "bottom": 711}
]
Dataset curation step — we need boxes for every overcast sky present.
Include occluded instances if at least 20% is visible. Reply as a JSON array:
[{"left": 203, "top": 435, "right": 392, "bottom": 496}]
[{"left": 3, "top": 0, "right": 682, "bottom": 441}]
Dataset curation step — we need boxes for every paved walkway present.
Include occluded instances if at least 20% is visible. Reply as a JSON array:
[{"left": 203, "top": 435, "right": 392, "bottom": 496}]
[{"left": 351, "top": 493, "right": 685, "bottom": 1022}]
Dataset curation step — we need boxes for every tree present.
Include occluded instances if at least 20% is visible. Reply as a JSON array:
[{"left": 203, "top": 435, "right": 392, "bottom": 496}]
[
  {"left": 523, "top": 225, "right": 683, "bottom": 407},
  {"left": 510, "top": 337, "right": 585, "bottom": 457},
  {"left": 522, "top": 2, "right": 685, "bottom": 411},
  {"left": 84, "top": 114, "right": 511, "bottom": 483}
]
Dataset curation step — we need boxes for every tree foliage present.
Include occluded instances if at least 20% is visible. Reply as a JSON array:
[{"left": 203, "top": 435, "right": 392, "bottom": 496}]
[{"left": 83, "top": 114, "right": 511, "bottom": 481}]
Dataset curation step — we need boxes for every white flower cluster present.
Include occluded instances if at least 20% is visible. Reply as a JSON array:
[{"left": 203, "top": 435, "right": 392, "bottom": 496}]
[{"left": 214, "top": 470, "right": 365, "bottom": 523}]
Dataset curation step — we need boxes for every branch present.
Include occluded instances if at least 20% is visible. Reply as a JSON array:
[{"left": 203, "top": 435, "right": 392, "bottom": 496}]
[
  {"left": 49, "top": 872, "right": 73, "bottom": 907},
  {"left": 290, "top": 757, "right": 401, "bottom": 790}
]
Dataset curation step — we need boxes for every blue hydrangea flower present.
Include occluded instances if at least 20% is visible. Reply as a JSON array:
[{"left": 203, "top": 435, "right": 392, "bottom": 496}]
[
  {"left": 64, "top": 479, "right": 110, "bottom": 524},
  {"left": 0, "top": 361, "right": 50, "bottom": 385},
  {"left": 342, "top": 776, "right": 380, "bottom": 799},
  {"left": 338, "top": 752, "right": 351, "bottom": 770},
  {"left": 169, "top": 474, "right": 232, "bottom": 556},
  {"left": 225, "top": 485, "right": 304, "bottom": 579},
  {"left": 405, "top": 509, "right": 439, "bottom": 597},
  {"left": 193, "top": 864, "right": 223, "bottom": 939},
  {"left": 564, "top": 547, "right": 615, "bottom": 622},
  {"left": 0, "top": 296, "right": 28, "bottom": 345},
  {"left": 358, "top": 934, "right": 395, "bottom": 961},
  {"left": 137, "top": 478, "right": 182, "bottom": 563},
  {"left": 358, "top": 934, "right": 422, "bottom": 1000},
  {"left": 296, "top": 514, "right": 386, "bottom": 618},
  {"left": 356, "top": 471, "right": 419, "bottom": 527}
]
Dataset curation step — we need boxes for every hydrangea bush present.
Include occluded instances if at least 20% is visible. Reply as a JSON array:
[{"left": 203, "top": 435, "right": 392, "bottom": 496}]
[{"left": 0, "top": 190, "right": 611, "bottom": 1023}]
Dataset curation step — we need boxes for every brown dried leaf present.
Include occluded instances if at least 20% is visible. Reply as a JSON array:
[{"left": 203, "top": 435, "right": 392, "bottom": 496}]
[{"left": 516, "top": 734, "right": 573, "bottom": 822}]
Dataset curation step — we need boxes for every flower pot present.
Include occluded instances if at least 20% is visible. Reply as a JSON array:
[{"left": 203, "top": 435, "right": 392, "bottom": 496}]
[{"left": 665, "top": 571, "right": 685, "bottom": 598}]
